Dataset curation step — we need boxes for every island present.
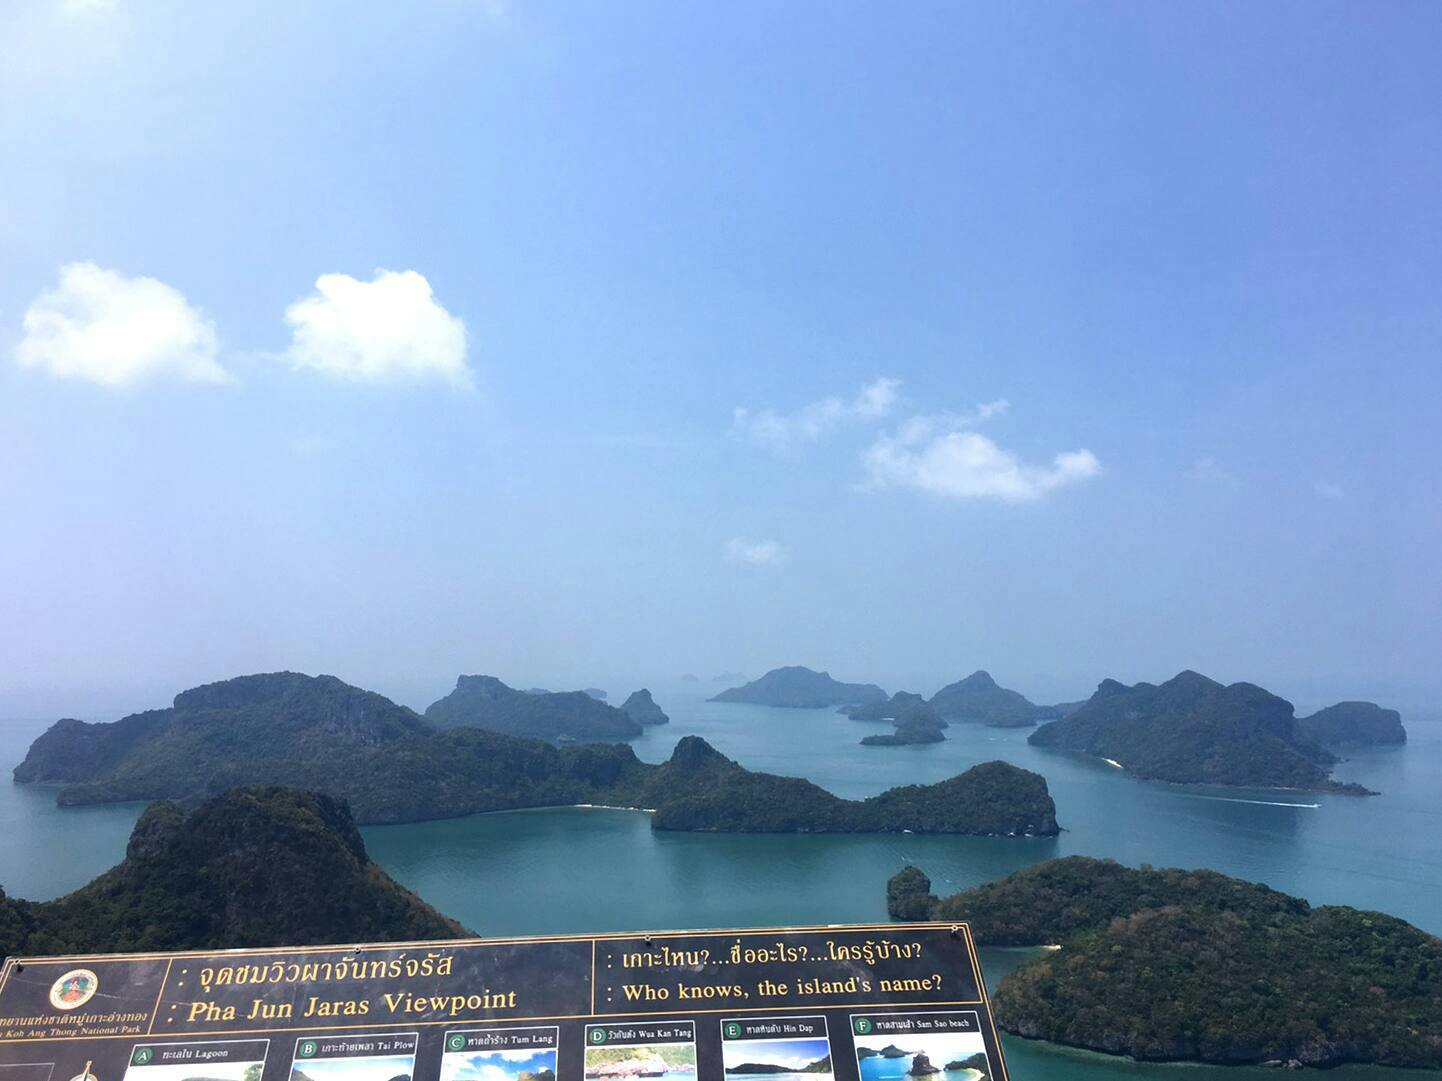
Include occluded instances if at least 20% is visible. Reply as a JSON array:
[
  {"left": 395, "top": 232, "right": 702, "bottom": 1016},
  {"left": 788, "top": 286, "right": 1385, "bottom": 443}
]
[
  {"left": 0, "top": 786, "right": 467, "bottom": 961},
  {"left": 14, "top": 672, "right": 1060, "bottom": 835},
  {"left": 859, "top": 704, "right": 948, "bottom": 746},
  {"left": 425, "top": 674, "right": 643, "bottom": 740},
  {"left": 1026, "top": 670, "right": 1374, "bottom": 792},
  {"left": 1297, "top": 701, "right": 1407, "bottom": 746},
  {"left": 710, "top": 666, "right": 886, "bottom": 708},
  {"left": 885, "top": 857, "right": 1442, "bottom": 1069},
  {"left": 839, "top": 691, "right": 928, "bottom": 721},
  {"left": 724, "top": 1057, "right": 829, "bottom": 1075},
  {"left": 619, "top": 688, "right": 670, "bottom": 725},
  {"left": 927, "top": 671, "right": 1052, "bottom": 727}
]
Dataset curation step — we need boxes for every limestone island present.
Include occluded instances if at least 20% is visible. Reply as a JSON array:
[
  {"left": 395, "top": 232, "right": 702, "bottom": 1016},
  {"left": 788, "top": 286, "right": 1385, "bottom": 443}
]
[
  {"left": 426, "top": 675, "right": 642, "bottom": 740},
  {"left": 710, "top": 666, "right": 886, "bottom": 708},
  {"left": 842, "top": 672, "right": 1071, "bottom": 730},
  {"left": 886, "top": 857, "right": 1442, "bottom": 1070},
  {"left": 927, "top": 671, "right": 1055, "bottom": 727},
  {"left": 1027, "top": 670, "right": 1376, "bottom": 793},
  {"left": 1296, "top": 701, "right": 1406, "bottom": 746},
  {"left": 0, "top": 786, "right": 468, "bottom": 961},
  {"left": 858, "top": 702, "right": 948, "bottom": 746},
  {"left": 619, "top": 688, "right": 670, "bottom": 725},
  {"left": 14, "top": 672, "right": 1060, "bottom": 834}
]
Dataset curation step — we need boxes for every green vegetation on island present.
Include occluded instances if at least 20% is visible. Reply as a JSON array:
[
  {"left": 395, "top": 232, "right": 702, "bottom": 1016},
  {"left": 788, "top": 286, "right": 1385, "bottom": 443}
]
[
  {"left": 1297, "top": 701, "right": 1406, "bottom": 746},
  {"left": 927, "top": 671, "right": 1052, "bottom": 727},
  {"left": 859, "top": 704, "right": 948, "bottom": 746},
  {"left": 1027, "top": 670, "right": 1374, "bottom": 792},
  {"left": 839, "top": 691, "right": 930, "bottom": 721},
  {"left": 0, "top": 786, "right": 466, "bottom": 962},
  {"left": 710, "top": 666, "right": 886, "bottom": 708},
  {"left": 886, "top": 857, "right": 1442, "bottom": 1069},
  {"left": 13, "top": 673, "right": 1059, "bottom": 835},
  {"left": 425, "top": 675, "right": 642, "bottom": 740},
  {"left": 619, "top": 688, "right": 670, "bottom": 725},
  {"left": 724, "top": 1057, "right": 830, "bottom": 1075}
]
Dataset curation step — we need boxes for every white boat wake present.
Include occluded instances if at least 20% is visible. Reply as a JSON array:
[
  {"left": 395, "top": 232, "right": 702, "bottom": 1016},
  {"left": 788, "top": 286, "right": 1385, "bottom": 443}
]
[{"left": 1181, "top": 794, "right": 1320, "bottom": 809}]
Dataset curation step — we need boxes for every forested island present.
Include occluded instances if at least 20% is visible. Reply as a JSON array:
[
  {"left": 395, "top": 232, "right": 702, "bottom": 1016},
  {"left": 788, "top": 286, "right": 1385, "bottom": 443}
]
[
  {"left": 1296, "top": 701, "right": 1407, "bottom": 745},
  {"left": 887, "top": 857, "right": 1442, "bottom": 1069},
  {"left": 620, "top": 688, "right": 670, "bottom": 724},
  {"left": 858, "top": 704, "right": 947, "bottom": 746},
  {"left": 710, "top": 666, "right": 887, "bottom": 707},
  {"left": 1027, "top": 670, "right": 1377, "bottom": 792},
  {"left": 0, "top": 786, "right": 466, "bottom": 961},
  {"left": 926, "top": 671, "right": 1053, "bottom": 726},
  {"left": 13, "top": 673, "right": 1059, "bottom": 835},
  {"left": 425, "top": 675, "right": 643, "bottom": 740}
]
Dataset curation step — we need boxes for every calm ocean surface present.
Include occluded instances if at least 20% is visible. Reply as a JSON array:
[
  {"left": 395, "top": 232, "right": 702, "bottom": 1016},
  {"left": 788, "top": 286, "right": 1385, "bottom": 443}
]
[{"left": 2, "top": 684, "right": 1439, "bottom": 1080}]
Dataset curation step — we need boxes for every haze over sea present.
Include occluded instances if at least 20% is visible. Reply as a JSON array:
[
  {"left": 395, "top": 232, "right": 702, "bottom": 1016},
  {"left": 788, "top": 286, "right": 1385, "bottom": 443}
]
[{"left": 3, "top": 681, "right": 1439, "bottom": 1081}]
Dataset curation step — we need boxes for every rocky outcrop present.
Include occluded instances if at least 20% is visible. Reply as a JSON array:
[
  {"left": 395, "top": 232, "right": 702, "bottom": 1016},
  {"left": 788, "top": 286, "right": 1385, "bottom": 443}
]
[{"left": 620, "top": 688, "right": 670, "bottom": 725}]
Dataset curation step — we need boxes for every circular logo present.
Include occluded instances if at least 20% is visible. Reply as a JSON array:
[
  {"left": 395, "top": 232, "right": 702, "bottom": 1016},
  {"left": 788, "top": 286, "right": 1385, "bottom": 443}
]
[
  {"left": 447, "top": 1035, "right": 467, "bottom": 1053},
  {"left": 724, "top": 1023, "right": 741, "bottom": 1040},
  {"left": 587, "top": 1028, "right": 607, "bottom": 1045},
  {"left": 297, "top": 1041, "right": 319, "bottom": 1059},
  {"left": 853, "top": 1018, "right": 872, "bottom": 1037},
  {"left": 49, "top": 969, "right": 98, "bottom": 1011},
  {"left": 132, "top": 1050, "right": 155, "bottom": 1067}
]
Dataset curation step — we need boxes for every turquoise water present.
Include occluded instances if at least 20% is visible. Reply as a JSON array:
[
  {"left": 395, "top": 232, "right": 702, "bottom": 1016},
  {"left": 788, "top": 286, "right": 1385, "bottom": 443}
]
[{"left": 2, "top": 687, "right": 1440, "bottom": 1079}]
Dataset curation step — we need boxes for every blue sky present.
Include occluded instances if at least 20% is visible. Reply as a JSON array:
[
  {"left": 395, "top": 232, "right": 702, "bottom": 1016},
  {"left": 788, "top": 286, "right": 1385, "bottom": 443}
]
[{"left": 1, "top": 1, "right": 1438, "bottom": 712}]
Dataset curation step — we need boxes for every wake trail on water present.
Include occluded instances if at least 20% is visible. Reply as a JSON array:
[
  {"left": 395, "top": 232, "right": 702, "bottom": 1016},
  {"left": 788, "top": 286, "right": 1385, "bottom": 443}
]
[{"left": 1178, "top": 794, "right": 1320, "bottom": 809}]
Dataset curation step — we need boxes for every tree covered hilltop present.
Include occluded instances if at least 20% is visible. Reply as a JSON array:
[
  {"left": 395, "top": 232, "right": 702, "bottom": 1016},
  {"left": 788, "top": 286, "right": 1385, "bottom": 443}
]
[
  {"left": 0, "top": 787, "right": 467, "bottom": 961},
  {"left": 1028, "top": 670, "right": 1381, "bottom": 792},
  {"left": 887, "top": 857, "right": 1442, "bottom": 1069},
  {"left": 710, "top": 666, "right": 887, "bottom": 707},
  {"left": 425, "top": 674, "right": 644, "bottom": 740},
  {"left": 13, "top": 673, "right": 1059, "bottom": 835}
]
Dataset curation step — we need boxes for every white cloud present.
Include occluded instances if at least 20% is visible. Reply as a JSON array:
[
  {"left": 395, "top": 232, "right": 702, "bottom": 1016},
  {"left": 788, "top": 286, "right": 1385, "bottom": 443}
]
[
  {"left": 1314, "top": 481, "right": 1344, "bottom": 500},
  {"left": 863, "top": 418, "right": 1100, "bottom": 502},
  {"left": 282, "top": 269, "right": 470, "bottom": 387},
  {"left": 15, "top": 262, "right": 226, "bottom": 386},
  {"left": 1188, "top": 456, "right": 1241, "bottom": 490},
  {"left": 725, "top": 537, "right": 786, "bottom": 566},
  {"left": 733, "top": 377, "right": 900, "bottom": 450}
]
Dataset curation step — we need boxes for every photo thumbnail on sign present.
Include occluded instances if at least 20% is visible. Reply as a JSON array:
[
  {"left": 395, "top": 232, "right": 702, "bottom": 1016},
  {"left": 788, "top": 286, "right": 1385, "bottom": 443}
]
[
  {"left": 290, "top": 1034, "right": 419, "bottom": 1081},
  {"left": 584, "top": 1021, "right": 695, "bottom": 1081},
  {"left": 440, "top": 1026, "right": 558, "bottom": 1081},
  {"left": 850, "top": 1013, "right": 993, "bottom": 1081},
  {"left": 125, "top": 1040, "right": 270, "bottom": 1081},
  {"left": 720, "top": 1015, "right": 832, "bottom": 1081}
]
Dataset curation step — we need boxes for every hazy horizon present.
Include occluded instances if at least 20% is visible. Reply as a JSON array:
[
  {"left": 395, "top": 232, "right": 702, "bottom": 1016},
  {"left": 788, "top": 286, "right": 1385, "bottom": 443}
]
[{"left": 3, "top": 2, "right": 1439, "bottom": 717}]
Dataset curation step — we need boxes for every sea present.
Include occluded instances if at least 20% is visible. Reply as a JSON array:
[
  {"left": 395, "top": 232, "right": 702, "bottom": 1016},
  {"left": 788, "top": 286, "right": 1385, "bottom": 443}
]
[{"left": 2, "top": 684, "right": 1439, "bottom": 1081}]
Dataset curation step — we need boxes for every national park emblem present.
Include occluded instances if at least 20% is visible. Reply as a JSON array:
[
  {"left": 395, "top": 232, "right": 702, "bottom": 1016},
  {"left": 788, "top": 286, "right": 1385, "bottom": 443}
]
[{"left": 48, "top": 969, "right": 98, "bottom": 1011}]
